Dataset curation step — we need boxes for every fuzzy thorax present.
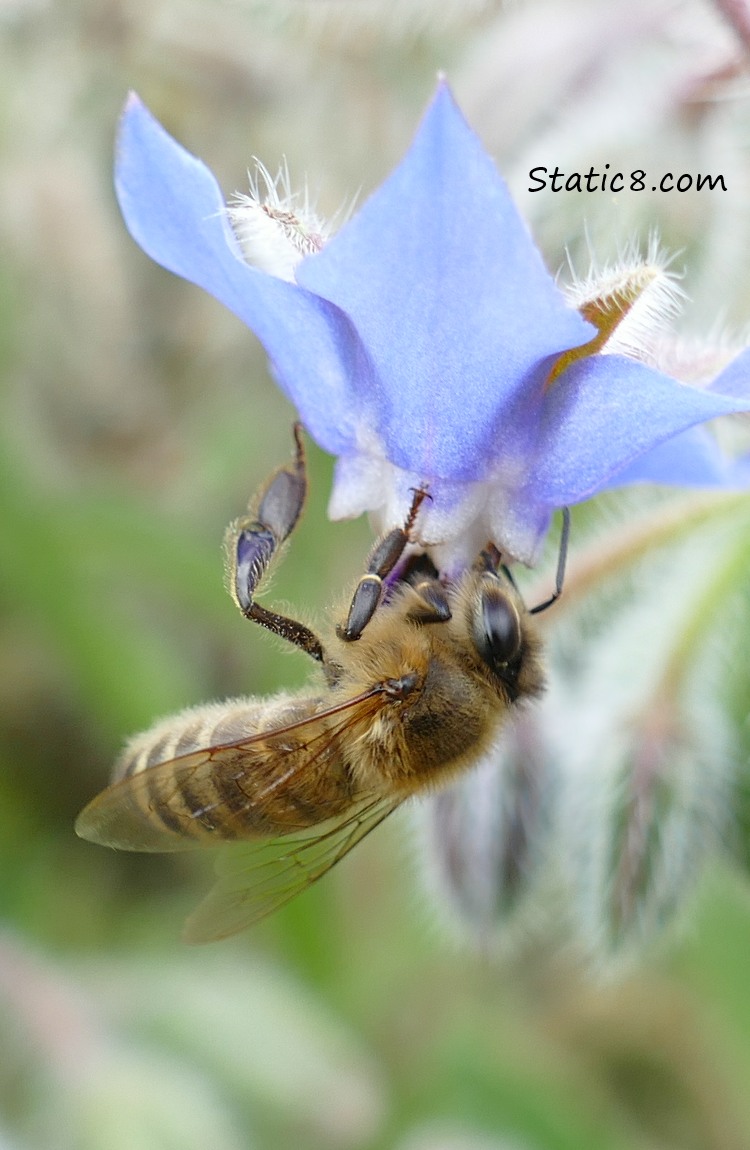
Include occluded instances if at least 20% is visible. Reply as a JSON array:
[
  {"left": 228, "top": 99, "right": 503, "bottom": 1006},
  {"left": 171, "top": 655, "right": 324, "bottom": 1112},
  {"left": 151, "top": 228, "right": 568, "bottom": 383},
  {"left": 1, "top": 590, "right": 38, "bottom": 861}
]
[{"left": 327, "top": 580, "right": 544, "bottom": 800}]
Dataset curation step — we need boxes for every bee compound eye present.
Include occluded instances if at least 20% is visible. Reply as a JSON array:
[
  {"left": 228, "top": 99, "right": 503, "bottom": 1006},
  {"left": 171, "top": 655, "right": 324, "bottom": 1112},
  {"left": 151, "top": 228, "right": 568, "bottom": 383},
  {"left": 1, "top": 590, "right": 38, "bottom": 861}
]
[{"left": 475, "top": 583, "right": 522, "bottom": 672}]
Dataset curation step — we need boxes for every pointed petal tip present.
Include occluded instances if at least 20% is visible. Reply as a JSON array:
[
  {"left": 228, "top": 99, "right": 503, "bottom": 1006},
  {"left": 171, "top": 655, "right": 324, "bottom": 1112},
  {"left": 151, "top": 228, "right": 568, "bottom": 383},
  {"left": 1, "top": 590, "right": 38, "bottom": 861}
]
[
  {"left": 117, "top": 93, "right": 186, "bottom": 163},
  {"left": 119, "top": 90, "right": 151, "bottom": 132},
  {"left": 426, "top": 75, "right": 464, "bottom": 123},
  {"left": 116, "top": 92, "right": 158, "bottom": 163}
]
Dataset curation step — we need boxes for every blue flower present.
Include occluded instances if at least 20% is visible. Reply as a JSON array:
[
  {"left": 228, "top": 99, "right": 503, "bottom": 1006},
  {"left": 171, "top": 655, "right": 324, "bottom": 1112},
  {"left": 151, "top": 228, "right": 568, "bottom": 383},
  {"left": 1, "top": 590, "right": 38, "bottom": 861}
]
[{"left": 115, "top": 83, "right": 750, "bottom": 567}]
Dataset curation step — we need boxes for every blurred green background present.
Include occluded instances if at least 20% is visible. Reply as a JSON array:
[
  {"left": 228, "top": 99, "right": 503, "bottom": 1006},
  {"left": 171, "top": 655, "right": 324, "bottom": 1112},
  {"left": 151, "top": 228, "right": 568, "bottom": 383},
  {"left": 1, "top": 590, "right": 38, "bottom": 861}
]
[{"left": 4, "top": 1, "right": 750, "bottom": 1147}]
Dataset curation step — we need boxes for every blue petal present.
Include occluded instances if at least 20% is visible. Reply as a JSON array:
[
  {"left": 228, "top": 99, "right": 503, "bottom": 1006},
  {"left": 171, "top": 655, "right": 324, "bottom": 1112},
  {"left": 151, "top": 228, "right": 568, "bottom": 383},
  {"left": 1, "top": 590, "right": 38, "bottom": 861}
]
[
  {"left": 709, "top": 346, "right": 750, "bottom": 397},
  {"left": 603, "top": 426, "right": 748, "bottom": 489},
  {"left": 115, "top": 94, "right": 375, "bottom": 455},
  {"left": 533, "top": 353, "right": 750, "bottom": 506},
  {"left": 297, "top": 82, "right": 593, "bottom": 482}
]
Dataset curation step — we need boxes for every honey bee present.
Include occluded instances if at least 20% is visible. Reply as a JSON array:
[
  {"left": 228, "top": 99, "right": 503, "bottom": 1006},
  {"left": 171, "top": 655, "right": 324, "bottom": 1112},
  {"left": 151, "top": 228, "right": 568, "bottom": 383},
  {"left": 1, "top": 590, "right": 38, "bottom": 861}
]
[{"left": 76, "top": 427, "right": 566, "bottom": 942}]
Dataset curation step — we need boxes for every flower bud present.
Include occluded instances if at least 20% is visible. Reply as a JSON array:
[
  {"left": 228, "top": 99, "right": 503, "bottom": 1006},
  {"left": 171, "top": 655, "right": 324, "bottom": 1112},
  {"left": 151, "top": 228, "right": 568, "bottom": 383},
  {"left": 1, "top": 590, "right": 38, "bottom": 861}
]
[
  {"left": 415, "top": 711, "right": 553, "bottom": 945},
  {"left": 553, "top": 541, "right": 738, "bottom": 965}
]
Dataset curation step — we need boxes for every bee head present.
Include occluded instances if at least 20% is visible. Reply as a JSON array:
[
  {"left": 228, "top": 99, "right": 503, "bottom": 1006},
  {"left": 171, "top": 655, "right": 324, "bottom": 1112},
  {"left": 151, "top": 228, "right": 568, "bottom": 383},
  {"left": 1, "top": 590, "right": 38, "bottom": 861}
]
[{"left": 461, "top": 571, "right": 543, "bottom": 703}]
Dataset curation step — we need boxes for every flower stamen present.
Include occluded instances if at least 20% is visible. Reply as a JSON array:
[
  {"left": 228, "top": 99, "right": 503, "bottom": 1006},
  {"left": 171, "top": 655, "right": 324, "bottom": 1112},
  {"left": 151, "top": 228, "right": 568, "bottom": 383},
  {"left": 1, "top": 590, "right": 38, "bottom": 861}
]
[{"left": 227, "top": 158, "right": 329, "bottom": 281}]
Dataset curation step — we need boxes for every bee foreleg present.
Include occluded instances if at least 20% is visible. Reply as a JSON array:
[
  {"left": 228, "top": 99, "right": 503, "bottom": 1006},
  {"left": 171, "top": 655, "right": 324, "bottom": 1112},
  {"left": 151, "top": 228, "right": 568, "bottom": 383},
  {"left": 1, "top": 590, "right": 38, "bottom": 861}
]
[
  {"left": 227, "top": 424, "right": 325, "bottom": 662},
  {"left": 407, "top": 578, "right": 452, "bottom": 624},
  {"left": 337, "top": 487, "right": 429, "bottom": 642}
]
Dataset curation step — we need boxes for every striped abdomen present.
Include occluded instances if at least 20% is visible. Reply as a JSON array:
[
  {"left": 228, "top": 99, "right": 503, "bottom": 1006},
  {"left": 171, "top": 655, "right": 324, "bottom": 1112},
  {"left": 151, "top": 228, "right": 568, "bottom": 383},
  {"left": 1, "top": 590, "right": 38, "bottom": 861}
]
[
  {"left": 105, "top": 691, "right": 357, "bottom": 844},
  {"left": 114, "top": 692, "right": 316, "bottom": 781}
]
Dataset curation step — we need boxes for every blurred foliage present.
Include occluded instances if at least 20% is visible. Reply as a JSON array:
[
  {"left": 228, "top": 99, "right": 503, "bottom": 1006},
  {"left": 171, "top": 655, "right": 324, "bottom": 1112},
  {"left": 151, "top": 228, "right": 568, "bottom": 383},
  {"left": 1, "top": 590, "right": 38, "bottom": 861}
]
[{"left": 3, "top": 0, "right": 750, "bottom": 1147}]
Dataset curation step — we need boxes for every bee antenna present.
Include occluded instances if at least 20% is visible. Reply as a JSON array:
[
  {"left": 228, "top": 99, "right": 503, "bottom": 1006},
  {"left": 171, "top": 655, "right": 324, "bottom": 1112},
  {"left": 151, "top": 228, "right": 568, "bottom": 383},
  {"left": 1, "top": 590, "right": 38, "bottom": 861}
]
[
  {"left": 500, "top": 563, "right": 519, "bottom": 593},
  {"left": 529, "top": 507, "right": 570, "bottom": 615}
]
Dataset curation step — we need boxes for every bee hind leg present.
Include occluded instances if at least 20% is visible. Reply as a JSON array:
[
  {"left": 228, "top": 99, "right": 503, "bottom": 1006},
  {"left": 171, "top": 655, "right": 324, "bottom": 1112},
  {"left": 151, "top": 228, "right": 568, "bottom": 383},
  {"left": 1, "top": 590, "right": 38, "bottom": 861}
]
[{"left": 228, "top": 424, "right": 325, "bottom": 662}]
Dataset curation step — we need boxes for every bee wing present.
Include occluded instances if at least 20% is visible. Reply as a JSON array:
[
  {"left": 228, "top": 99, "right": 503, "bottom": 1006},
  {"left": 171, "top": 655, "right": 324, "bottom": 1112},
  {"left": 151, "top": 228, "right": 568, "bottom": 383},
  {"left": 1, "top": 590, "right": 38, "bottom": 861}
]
[
  {"left": 182, "top": 793, "right": 401, "bottom": 943},
  {"left": 75, "top": 689, "right": 387, "bottom": 853}
]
